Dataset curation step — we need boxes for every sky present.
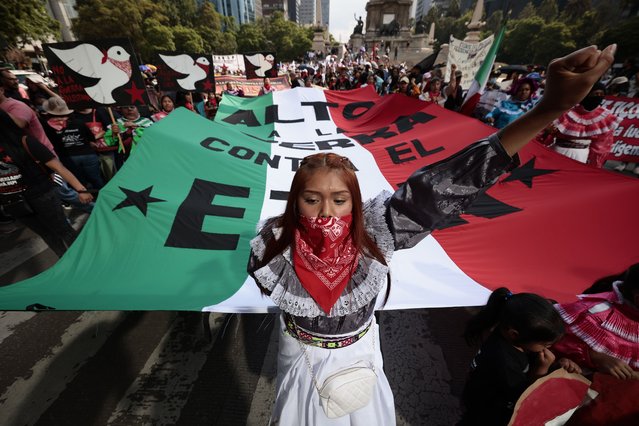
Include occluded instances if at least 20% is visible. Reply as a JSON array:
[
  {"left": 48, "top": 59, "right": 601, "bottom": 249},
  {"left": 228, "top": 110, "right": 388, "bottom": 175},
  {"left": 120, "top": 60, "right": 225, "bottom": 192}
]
[
  {"left": 328, "top": 0, "right": 417, "bottom": 44},
  {"left": 328, "top": 0, "right": 370, "bottom": 44}
]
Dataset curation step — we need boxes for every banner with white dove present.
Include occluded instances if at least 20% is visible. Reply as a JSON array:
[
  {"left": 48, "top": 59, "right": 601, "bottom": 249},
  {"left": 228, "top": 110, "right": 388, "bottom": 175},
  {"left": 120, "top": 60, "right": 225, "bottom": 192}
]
[
  {"left": 243, "top": 52, "right": 278, "bottom": 80},
  {"left": 43, "top": 39, "right": 150, "bottom": 108},
  {"left": 155, "top": 52, "right": 216, "bottom": 93}
]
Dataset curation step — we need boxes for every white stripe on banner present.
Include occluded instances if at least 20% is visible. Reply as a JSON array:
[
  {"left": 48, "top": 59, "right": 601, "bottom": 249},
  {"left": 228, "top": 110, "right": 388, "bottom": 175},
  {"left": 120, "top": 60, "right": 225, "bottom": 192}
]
[{"left": 204, "top": 88, "right": 490, "bottom": 313}]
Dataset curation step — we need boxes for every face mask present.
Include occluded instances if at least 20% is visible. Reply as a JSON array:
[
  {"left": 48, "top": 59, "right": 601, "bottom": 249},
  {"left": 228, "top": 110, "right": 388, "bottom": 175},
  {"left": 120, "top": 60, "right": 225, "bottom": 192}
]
[{"left": 580, "top": 96, "right": 603, "bottom": 111}]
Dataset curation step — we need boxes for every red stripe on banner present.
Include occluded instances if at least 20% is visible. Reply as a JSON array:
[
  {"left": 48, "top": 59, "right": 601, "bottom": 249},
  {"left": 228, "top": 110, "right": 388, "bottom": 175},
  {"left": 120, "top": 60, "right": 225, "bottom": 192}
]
[
  {"left": 326, "top": 88, "right": 639, "bottom": 302},
  {"left": 603, "top": 95, "right": 639, "bottom": 162}
]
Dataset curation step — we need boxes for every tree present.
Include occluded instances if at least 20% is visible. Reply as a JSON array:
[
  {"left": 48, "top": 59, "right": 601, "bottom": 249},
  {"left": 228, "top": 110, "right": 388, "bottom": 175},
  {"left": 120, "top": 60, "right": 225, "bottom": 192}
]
[
  {"left": 518, "top": 2, "right": 537, "bottom": 19},
  {"left": 172, "top": 26, "right": 204, "bottom": 52},
  {"left": 599, "top": 16, "right": 639, "bottom": 61},
  {"left": 501, "top": 17, "right": 545, "bottom": 63},
  {"left": 262, "top": 12, "right": 312, "bottom": 61},
  {"left": 530, "top": 22, "right": 575, "bottom": 63},
  {"left": 0, "top": 0, "right": 60, "bottom": 51},
  {"left": 560, "top": 0, "right": 593, "bottom": 24},
  {"left": 447, "top": 0, "right": 462, "bottom": 18},
  {"left": 236, "top": 23, "right": 269, "bottom": 53},
  {"left": 537, "top": 0, "right": 559, "bottom": 23},
  {"left": 195, "top": 1, "right": 237, "bottom": 54},
  {"left": 485, "top": 10, "right": 504, "bottom": 36},
  {"left": 73, "top": 0, "right": 172, "bottom": 61}
]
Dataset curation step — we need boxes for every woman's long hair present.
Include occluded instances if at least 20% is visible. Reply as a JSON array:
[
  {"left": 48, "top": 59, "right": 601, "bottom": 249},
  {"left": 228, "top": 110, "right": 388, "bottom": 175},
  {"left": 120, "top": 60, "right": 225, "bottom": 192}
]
[
  {"left": 584, "top": 263, "right": 639, "bottom": 302},
  {"left": 464, "top": 287, "right": 564, "bottom": 347},
  {"left": 256, "top": 153, "right": 390, "bottom": 298}
]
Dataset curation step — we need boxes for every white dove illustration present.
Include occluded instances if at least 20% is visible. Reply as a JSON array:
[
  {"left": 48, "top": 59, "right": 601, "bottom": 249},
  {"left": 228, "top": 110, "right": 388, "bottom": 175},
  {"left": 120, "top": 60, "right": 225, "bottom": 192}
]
[
  {"left": 245, "top": 53, "right": 275, "bottom": 77},
  {"left": 49, "top": 44, "right": 132, "bottom": 104},
  {"left": 159, "top": 54, "right": 210, "bottom": 91}
]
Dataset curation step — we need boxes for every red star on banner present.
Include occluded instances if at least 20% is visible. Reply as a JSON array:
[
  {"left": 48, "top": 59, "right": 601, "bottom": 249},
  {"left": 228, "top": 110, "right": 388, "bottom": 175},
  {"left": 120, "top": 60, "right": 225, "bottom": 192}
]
[
  {"left": 124, "top": 82, "right": 146, "bottom": 104},
  {"left": 201, "top": 79, "right": 213, "bottom": 92}
]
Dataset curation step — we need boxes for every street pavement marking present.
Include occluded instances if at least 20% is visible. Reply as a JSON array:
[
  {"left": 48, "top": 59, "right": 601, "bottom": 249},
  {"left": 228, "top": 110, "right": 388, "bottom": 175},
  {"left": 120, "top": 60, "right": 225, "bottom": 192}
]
[
  {"left": 107, "top": 313, "right": 226, "bottom": 426},
  {"left": 0, "top": 311, "right": 127, "bottom": 426}
]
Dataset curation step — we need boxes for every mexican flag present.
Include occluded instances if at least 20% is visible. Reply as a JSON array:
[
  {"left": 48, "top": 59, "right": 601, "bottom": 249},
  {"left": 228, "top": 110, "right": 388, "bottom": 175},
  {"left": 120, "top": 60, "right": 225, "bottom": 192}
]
[
  {"left": 459, "top": 25, "right": 506, "bottom": 116},
  {"left": 0, "top": 87, "right": 637, "bottom": 311}
]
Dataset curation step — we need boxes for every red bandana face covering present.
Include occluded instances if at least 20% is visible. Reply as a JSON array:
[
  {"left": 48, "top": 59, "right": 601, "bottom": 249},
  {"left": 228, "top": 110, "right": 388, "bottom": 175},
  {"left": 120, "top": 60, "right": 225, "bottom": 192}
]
[{"left": 293, "top": 215, "right": 359, "bottom": 314}]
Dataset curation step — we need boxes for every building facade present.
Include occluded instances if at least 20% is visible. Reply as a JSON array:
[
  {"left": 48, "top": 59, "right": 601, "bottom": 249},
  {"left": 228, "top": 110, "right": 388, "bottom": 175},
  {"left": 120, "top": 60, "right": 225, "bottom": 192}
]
[
  {"left": 299, "top": 0, "right": 324, "bottom": 26},
  {"left": 414, "top": 0, "right": 433, "bottom": 22},
  {"left": 262, "top": 0, "right": 288, "bottom": 18},
  {"left": 287, "top": 0, "right": 300, "bottom": 22},
  {"left": 212, "top": 0, "right": 261, "bottom": 25}
]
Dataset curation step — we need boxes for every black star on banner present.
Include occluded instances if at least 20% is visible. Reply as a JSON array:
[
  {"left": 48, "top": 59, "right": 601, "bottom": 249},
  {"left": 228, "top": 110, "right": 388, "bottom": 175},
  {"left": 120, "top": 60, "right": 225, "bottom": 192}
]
[
  {"left": 502, "top": 157, "right": 557, "bottom": 188},
  {"left": 438, "top": 192, "right": 523, "bottom": 230},
  {"left": 113, "top": 186, "right": 165, "bottom": 216}
]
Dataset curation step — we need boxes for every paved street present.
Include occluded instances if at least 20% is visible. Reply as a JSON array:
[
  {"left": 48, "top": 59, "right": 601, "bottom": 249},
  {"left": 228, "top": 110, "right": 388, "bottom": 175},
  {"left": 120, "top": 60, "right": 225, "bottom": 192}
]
[{"left": 0, "top": 214, "right": 479, "bottom": 425}]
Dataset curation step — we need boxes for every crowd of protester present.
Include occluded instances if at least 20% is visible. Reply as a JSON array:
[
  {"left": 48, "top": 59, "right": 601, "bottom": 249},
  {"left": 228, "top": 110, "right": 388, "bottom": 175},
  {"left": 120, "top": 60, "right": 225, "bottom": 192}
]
[{"left": 1, "top": 46, "right": 638, "bottom": 424}]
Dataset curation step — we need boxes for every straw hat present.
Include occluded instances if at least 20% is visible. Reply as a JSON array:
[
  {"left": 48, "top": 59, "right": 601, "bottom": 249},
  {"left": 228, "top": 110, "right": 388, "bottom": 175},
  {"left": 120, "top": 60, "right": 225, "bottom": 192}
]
[{"left": 43, "top": 96, "right": 73, "bottom": 116}]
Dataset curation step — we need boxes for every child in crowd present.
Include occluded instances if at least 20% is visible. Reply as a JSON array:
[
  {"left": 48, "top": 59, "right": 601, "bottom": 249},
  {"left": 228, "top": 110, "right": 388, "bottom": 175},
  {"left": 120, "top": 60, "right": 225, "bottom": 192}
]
[{"left": 459, "top": 287, "right": 581, "bottom": 426}]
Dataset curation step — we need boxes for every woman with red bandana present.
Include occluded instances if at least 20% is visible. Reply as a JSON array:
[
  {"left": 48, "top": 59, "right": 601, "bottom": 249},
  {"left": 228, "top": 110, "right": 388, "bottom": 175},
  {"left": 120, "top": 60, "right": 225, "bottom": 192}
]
[{"left": 247, "top": 46, "right": 616, "bottom": 425}]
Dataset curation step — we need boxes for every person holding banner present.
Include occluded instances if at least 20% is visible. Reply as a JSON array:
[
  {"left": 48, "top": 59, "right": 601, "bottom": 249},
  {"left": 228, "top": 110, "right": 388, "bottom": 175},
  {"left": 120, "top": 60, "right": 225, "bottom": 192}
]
[{"left": 247, "top": 45, "right": 616, "bottom": 425}]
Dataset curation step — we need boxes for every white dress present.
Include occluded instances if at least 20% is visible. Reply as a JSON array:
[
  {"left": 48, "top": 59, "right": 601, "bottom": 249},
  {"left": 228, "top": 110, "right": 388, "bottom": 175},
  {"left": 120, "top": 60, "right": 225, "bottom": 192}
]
[{"left": 248, "top": 134, "right": 519, "bottom": 425}]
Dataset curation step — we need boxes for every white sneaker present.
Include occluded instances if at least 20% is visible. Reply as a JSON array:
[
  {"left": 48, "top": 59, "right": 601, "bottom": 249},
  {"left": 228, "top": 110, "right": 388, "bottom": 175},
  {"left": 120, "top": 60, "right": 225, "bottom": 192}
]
[
  {"left": 614, "top": 163, "right": 627, "bottom": 172},
  {"left": 633, "top": 166, "right": 639, "bottom": 175}
]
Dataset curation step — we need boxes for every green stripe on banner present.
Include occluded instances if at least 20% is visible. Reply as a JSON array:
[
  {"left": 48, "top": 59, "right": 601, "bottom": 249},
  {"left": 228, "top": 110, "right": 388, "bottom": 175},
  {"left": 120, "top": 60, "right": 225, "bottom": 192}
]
[{"left": 0, "top": 105, "right": 274, "bottom": 311}]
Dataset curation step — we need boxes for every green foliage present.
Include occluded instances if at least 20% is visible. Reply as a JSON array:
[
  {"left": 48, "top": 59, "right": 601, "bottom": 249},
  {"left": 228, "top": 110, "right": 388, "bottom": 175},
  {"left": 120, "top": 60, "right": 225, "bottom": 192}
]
[
  {"left": 0, "top": 0, "right": 60, "bottom": 50},
  {"left": 529, "top": 22, "right": 576, "bottom": 63},
  {"left": 172, "top": 26, "right": 204, "bottom": 53},
  {"left": 518, "top": 2, "right": 537, "bottom": 19},
  {"left": 236, "top": 23, "right": 270, "bottom": 53},
  {"left": 599, "top": 17, "right": 639, "bottom": 60},
  {"left": 537, "top": 0, "right": 559, "bottom": 23},
  {"left": 261, "top": 12, "right": 312, "bottom": 62}
]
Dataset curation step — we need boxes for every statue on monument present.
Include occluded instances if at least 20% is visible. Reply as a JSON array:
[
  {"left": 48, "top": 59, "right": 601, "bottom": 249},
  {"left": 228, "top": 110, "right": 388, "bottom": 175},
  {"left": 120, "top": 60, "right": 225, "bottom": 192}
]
[
  {"left": 353, "top": 14, "right": 364, "bottom": 35},
  {"left": 415, "top": 18, "right": 427, "bottom": 35}
]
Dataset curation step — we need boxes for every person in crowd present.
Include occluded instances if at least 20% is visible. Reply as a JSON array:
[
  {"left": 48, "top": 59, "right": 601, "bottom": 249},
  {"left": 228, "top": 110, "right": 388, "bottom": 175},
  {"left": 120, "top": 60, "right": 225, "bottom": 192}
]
[
  {"left": 25, "top": 74, "right": 56, "bottom": 111},
  {"left": 175, "top": 90, "right": 194, "bottom": 111},
  {"left": 73, "top": 106, "right": 116, "bottom": 183},
  {"left": 42, "top": 97, "right": 103, "bottom": 190},
  {"left": 0, "top": 86, "right": 55, "bottom": 154},
  {"left": 444, "top": 66, "right": 464, "bottom": 111},
  {"left": 360, "top": 74, "right": 377, "bottom": 90},
  {"left": 258, "top": 77, "right": 276, "bottom": 96},
  {"left": 104, "top": 105, "right": 153, "bottom": 168},
  {"left": 0, "top": 109, "right": 93, "bottom": 258},
  {"left": 553, "top": 263, "right": 639, "bottom": 380},
  {"left": 419, "top": 77, "right": 445, "bottom": 105},
  {"left": 151, "top": 95, "right": 175, "bottom": 122},
  {"left": 459, "top": 287, "right": 580, "bottom": 426},
  {"left": 192, "top": 92, "right": 206, "bottom": 117},
  {"left": 0, "top": 68, "right": 29, "bottom": 102},
  {"left": 204, "top": 93, "right": 220, "bottom": 120},
  {"left": 336, "top": 69, "right": 352, "bottom": 91},
  {"left": 393, "top": 75, "right": 409, "bottom": 96},
  {"left": 607, "top": 76, "right": 629, "bottom": 96},
  {"left": 246, "top": 45, "right": 615, "bottom": 425},
  {"left": 222, "top": 82, "right": 244, "bottom": 97},
  {"left": 485, "top": 77, "right": 538, "bottom": 129},
  {"left": 538, "top": 82, "right": 621, "bottom": 166}
]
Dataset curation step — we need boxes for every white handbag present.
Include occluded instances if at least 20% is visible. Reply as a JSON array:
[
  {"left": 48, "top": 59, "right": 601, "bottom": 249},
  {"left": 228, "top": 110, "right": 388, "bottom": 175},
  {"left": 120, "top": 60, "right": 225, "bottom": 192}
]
[{"left": 299, "top": 324, "right": 378, "bottom": 419}]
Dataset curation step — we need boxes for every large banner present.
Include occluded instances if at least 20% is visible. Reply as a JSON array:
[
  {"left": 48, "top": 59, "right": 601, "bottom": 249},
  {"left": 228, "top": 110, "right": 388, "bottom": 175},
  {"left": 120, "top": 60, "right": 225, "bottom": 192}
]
[
  {"left": 212, "top": 54, "right": 245, "bottom": 73},
  {"left": 0, "top": 87, "right": 637, "bottom": 311},
  {"left": 215, "top": 75, "right": 290, "bottom": 97},
  {"left": 43, "top": 39, "right": 149, "bottom": 108},
  {"left": 243, "top": 52, "right": 278, "bottom": 79},
  {"left": 445, "top": 35, "right": 494, "bottom": 89},
  {"left": 603, "top": 95, "right": 639, "bottom": 162},
  {"left": 155, "top": 52, "right": 215, "bottom": 92}
]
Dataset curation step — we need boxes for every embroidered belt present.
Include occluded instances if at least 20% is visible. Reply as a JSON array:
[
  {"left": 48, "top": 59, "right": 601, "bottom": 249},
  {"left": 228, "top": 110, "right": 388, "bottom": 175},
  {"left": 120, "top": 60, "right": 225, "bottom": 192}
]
[
  {"left": 555, "top": 138, "right": 590, "bottom": 149},
  {"left": 284, "top": 314, "right": 372, "bottom": 349}
]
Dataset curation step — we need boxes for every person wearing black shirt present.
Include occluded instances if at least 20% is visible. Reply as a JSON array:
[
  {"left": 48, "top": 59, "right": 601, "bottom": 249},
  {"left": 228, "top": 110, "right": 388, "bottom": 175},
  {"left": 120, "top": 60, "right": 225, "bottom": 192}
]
[{"left": 0, "top": 109, "right": 93, "bottom": 258}]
